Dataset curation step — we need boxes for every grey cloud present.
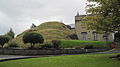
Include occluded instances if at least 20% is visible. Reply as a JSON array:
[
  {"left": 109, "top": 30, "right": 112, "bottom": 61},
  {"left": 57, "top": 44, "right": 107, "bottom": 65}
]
[
  {"left": 0, "top": 0, "right": 44, "bottom": 17},
  {"left": 0, "top": 0, "right": 87, "bottom": 35}
]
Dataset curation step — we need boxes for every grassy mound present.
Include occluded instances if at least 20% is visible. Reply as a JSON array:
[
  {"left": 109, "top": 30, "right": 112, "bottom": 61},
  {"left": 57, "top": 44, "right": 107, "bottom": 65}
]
[
  {"left": 0, "top": 53, "right": 120, "bottom": 67},
  {"left": 61, "top": 40, "right": 112, "bottom": 48},
  {"left": 12, "top": 21, "right": 73, "bottom": 48}
]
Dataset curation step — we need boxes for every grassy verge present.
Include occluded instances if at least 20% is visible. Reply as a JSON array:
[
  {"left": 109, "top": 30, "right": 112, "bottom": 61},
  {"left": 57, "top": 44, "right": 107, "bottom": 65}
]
[
  {"left": 61, "top": 40, "right": 112, "bottom": 48},
  {"left": 0, "top": 53, "right": 120, "bottom": 67}
]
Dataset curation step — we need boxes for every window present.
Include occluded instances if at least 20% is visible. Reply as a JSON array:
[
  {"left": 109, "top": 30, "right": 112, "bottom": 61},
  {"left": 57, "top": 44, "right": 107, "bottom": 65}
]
[{"left": 81, "top": 32, "right": 87, "bottom": 40}]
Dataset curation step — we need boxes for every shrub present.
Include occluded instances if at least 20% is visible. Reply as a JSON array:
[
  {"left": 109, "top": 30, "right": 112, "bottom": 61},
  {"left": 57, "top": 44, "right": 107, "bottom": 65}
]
[
  {"left": 67, "top": 34, "right": 78, "bottom": 40},
  {"left": 74, "top": 46, "right": 82, "bottom": 49},
  {"left": 41, "top": 43, "right": 52, "bottom": 49},
  {"left": 5, "top": 42, "right": 19, "bottom": 48},
  {"left": 23, "top": 32, "right": 44, "bottom": 48},
  {"left": 52, "top": 40, "right": 61, "bottom": 49},
  {"left": 84, "top": 44, "right": 94, "bottom": 49}
]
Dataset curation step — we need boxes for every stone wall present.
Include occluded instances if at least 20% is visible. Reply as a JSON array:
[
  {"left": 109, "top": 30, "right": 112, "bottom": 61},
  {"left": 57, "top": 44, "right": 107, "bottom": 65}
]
[{"left": 0, "top": 49, "right": 108, "bottom": 55}]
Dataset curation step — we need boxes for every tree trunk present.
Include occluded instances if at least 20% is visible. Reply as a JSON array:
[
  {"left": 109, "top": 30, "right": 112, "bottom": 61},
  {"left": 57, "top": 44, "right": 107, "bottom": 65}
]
[
  {"left": 2, "top": 45, "right": 3, "bottom": 48},
  {"left": 31, "top": 43, "right": 35, "bottom": 48}
]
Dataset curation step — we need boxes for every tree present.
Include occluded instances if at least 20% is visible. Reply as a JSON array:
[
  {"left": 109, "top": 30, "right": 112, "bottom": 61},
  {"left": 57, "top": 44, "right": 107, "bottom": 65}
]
[
  {"left": 0, "top": 36, "right": 10, "bottom": 47},
  {"left": 81, "top": 15, "right": 112, "bottom": 33},
  {"left": 114, "top": 32, "right": 120, "bottom": 42},
  {"left": 23, "top": 32, "right": 44, "bottom": 48},
  {"left": 30, "top": 23, "right": 36, "bottom": 29},
  {"left": 84, "top": 0, "right": 120, "bottom": 33},
  {"left": 5, "top": 28, "right": 15, "bottom": 39}
]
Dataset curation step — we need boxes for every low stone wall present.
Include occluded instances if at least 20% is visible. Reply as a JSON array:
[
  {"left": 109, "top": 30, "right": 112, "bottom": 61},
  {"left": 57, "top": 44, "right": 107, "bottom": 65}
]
[{"left": 0, "top": 49, "right": 108, "bottom": 55}]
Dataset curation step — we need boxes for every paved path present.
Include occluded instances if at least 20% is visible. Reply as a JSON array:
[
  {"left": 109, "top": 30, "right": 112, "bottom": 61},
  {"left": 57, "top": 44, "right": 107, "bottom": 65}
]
[
  {"left": 95, "top": 49, "right": 120, "bottom": 54},
  {"left": 87, "top": 49, "right": 120, "bottom": 54},
  {"left": 0, "top": 55, "right": 56, "bottom": 62},
  {"left": 0, "top": 55, "right": 38, "bottom": 62},
  {"left": 0, "top": 55, "right": 30, "bottom": 59}
]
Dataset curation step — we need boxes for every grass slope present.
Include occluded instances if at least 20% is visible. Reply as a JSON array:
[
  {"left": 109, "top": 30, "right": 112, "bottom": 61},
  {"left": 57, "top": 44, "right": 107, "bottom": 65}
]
[
  {"left": 61, "top": 40, "right": 112, "bottom": 48},
  {"left": 12, "top": 21, "right": 73, "bottom": 48},
  {"left": 0, "top": 53, "right": 120, "bottom": 67}
]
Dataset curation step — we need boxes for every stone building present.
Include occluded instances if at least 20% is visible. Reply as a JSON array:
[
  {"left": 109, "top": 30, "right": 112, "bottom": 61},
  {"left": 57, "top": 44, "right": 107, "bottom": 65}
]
[{"left": 75, "top": 13, "right": 113, "bottom": 41}]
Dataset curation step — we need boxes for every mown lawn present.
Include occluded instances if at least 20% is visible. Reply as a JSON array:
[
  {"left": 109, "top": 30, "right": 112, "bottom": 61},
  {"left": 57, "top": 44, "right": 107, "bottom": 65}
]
[
  {"left": 61, "top": 40, "right": 112, "bottom": 48},
  {"left": 0, "top": 53, "right": 120, "bottom": 67}
]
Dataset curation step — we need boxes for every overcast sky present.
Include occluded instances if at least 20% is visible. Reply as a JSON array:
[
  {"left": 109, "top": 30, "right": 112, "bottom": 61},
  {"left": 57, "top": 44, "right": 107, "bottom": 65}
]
[{"left": 0, "top": 0, "right": 87, "bottom": 35}]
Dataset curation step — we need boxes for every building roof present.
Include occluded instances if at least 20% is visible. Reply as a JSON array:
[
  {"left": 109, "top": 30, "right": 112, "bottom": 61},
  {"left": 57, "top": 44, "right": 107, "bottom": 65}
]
[{"left": 68, "top": 24, "right": 75, "bottom": 28}]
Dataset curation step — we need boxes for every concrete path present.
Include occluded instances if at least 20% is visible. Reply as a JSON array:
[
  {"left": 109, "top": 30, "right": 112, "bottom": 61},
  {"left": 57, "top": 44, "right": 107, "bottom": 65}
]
[
  {"left": 0, "top": 55, "right": 30, "bottom": 59},
  {"left": 0, "top": 55, "right": 56, "bottom": 62},
  {"left": 0, "top": 55, "right": 38, "bottom": 62},
  {"left": 94, "top": 49, "right": 120, "bottom": 54},
  {"left": 87, "top": 49, "right": 120, "bottom": 54}
]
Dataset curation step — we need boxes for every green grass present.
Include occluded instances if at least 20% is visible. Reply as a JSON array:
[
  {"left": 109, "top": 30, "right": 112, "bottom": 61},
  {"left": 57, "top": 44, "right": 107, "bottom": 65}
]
[
  {"left": 0, "top": 53, "right": 120, "bottom": 67},
  {"left": 61, "top": 40, "right": 112, "bottom": 48}
]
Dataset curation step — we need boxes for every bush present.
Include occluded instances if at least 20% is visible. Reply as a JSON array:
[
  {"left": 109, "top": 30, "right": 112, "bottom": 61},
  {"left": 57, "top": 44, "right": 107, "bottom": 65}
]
[
  {"left": 52, "top": 40, "right": 61, "bottom": 49},
  {"left": 74, "top": 46, "right": 82, "bottom": 49},
  {"left": 84, "top": 44, "right": 94, "bottom": 49},
  {"left": 67, "top": 34, "right": 78, "bottom": 40},
  {"left": 41, "top": 43, "right": 52, "bottom": 49},
  {"left": 5, "top": 42, "right": 19, "bottom": 48}
]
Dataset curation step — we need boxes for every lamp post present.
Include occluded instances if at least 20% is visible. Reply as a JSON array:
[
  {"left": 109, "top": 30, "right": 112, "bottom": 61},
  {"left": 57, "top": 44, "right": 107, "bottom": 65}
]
[{"left": 103, "top": 34, "right": 108, "bottom": 47}]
